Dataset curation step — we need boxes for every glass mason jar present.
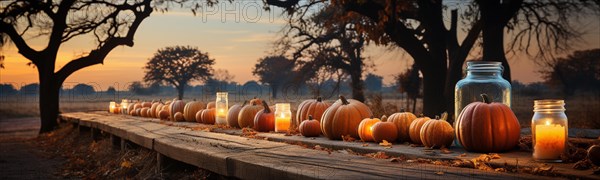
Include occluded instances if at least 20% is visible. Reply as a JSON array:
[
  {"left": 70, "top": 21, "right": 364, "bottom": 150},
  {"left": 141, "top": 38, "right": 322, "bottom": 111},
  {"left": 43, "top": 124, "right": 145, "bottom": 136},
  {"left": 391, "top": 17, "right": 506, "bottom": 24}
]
[
  {"left": 215, "top": 92, "right": 228, "bottom": 125},
  {"left": 532, "top": 100, "right": 568, "bottom": 162},
  {"left": 275, "top": 103, "right": 292, "bottom": 133},
  {"left": 455, "top": 61, "right": 511, "bottom": 120}
]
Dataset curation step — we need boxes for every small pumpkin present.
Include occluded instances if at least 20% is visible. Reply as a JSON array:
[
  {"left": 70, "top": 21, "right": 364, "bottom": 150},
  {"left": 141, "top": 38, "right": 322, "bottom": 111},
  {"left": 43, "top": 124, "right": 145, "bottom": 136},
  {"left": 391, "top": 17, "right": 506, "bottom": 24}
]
[
  {"left": 140, "top": 107, "right": 150, "bottom": 117},
  {"left": 420, "top": 113, "right": 454, "bottom": 149},
  {"left": 141, "top": 101, "right": 152, "bottom": 108},
  {"left": 408, "top": 114, "right": 431, "bottom": 145},
  {"left": 588, "top": 145, "right": 600, "bottom": 166},
  {"left": 127, "top": 103, "right": 135, "bottom": 114},
  {"left": 372, "top": 116, "right": 398, "bottom": 143},
  {"left": 133, "top": 102, "right": 143, "bottom": 110},
  {"left": 150, "top": 101, "right": 162, "bottom": 118},
  {"left": 321, "top": 95, "right": 372, "bottom": 140},
  {"left": 455, "top": 94, "right": 521, "bottom": 152},
  {"left": 173, "top": 112, "right": 185, "bottom": 122},
  {"left": 253, "top": 101, "right": 275, "bottom": 132},
  {"left": 158, "top": 110, "right": 169, "bottom": 120},
  {"left": 295, "top": 97, "right": 331, "bottom": 127},
  {"left": 154, "top": 104, "right": 164, "bottom": 118},
  {"left": 206, "top": 102, "right": 216, "bottom": 109},
  {"left": 135, "top": 108, "right": 142, "bottom": 117},
  {"left": 299, "top": 115, "right": 321, "bottom": 137},
  {"left": 169, "top": 100, "right": 186, "bottom": 120},
  {"left": 183, "top": 100, "right": 205, "bottom": 122},
  {"left": 388, "top": 109, "right": 417, "bottom": 143},
  {"left": 129, "top": 109, "right": 136, "bottom": 116},
  {"left": 358, "top": 116, "right": 381, "bottom": 142},
  {"left": 201, "top": 108, "right": 216, "bottom": 124},
  {"left": 195, "top": 110, "right": 203, "bottom": 123},
  {"left": 237, "top": 99, "right": 264, "bottom": 128},
  {"left": 249, "top": 97, "right": 262, "bottom": 106},
  {"left": 227, "top": 101, "right": 246, "bottom": 128}
]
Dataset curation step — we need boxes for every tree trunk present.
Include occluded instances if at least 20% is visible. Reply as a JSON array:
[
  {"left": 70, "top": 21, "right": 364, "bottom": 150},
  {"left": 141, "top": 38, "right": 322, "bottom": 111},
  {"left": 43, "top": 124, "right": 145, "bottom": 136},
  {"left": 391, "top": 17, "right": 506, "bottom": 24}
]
[
  {"left": 481, "top": 2, "right": 512, "bottom": 82},
  {"left": 420, "top": 69, "right": 447, "bottom": 116},
  {"left": 271, "top": 85, "right": 278, "bottom": 99},
  {"left": 176, "top": 85, "right": 184, "bottom": 100},
  {"left": 348, "top": 68, "right": 365, "bottom": 102},
  {"left": 38, "top": 69, "right": 60, "bottom": 133}
]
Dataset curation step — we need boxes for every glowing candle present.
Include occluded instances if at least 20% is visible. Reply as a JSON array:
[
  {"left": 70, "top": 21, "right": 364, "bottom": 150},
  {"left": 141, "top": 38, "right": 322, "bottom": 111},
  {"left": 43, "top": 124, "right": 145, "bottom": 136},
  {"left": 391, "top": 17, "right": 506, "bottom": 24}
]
[
  {"left": 275, "top": 103, "right": 291, "bottom": 133},
  {"left": 120, "top": 99, "right": 129, "bottom": 115},
  {"left": 215, "top": 92, "right": 228, "bottom": 125},
  {"left": 109, "top": 101, "right": 116, "bottom": 113},
  {"left": 532, "top": 99, "right": 568, "bottom": 162},
  {"left": 533, "top": 121, "right": 566, "bottom": 160}
]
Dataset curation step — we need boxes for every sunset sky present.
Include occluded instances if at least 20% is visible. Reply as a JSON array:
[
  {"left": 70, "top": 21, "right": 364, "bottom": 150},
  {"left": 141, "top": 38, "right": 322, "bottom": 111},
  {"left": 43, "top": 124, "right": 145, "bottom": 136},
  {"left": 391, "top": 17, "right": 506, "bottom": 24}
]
[{"left": 1, "top": 2, "right": 599, "bottom": 91}]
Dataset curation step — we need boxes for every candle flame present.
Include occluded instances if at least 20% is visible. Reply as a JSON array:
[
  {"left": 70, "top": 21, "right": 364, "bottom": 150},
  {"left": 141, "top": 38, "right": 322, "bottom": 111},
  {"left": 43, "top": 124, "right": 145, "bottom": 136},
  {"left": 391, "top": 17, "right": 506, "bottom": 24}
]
[
  {"left": 219, "top": 109, "right": 225, "bottom": 113},
  {"left": 545, "top": 121, "right": 550, "bottom": 126},
  {"left": 280, "top": 113, "right": 285, "bottom": 118}
]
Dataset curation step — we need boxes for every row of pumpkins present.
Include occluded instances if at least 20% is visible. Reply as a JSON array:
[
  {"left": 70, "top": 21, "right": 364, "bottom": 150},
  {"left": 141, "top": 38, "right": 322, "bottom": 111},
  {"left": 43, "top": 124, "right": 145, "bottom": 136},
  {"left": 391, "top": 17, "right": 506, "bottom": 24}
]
[{"left": 126, "top": 94, "right": 521, "bottom": 153}]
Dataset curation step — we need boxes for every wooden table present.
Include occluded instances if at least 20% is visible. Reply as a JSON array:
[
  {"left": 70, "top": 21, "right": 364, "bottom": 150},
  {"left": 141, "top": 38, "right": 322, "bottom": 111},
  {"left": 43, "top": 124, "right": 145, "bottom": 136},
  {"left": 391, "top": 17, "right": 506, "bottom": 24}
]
[{"left": 59, "top": 111, "right": 598, "bottom": 179}]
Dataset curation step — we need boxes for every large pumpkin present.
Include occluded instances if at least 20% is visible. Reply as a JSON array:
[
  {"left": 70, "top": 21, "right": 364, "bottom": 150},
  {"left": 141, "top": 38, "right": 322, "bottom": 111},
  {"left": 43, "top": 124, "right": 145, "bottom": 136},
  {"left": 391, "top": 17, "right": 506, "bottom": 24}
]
[
  {"left": 253, "top": 101, "right": 275, "bottom": 132},
  {"left": 227, "top": 101, "right": 246, "bottom": 128},
  {"left": 299, "top": 115, "right": 321, "bottom": 137},
  {"left": 388, "top": 109, "right": 417, "bottom": 143},
  {"left": 372, "top": 116, "right": 398, "bottom": 143},
  {"left": 420, "top": 113, "right": 454, "bottom": 149},
  {"left": 408, "top": 115, "right": 431, "bottom": 145},
  {"left": 199, "top": 108, "right": 215, "bottom": 124},
  {"left": 358, "top": 117, "right": 381, "bottom": 142},
  {"left": 321, "top": 96, "right": 372, "bottom": 140},
  {"left": 295, "top": 97, "right": 331, "bottom": 127},
  {"left": 455, "top": 94, "right": 521, "bottom": 152},
  {"left": 141, "top": 101, "right": 152, "bottom": 108},
  {"left": 237, "top": 99, "right": 264, "bottom": 128},
  {"left": 183, "top": 100, "right": 205, "bottom": 122},
  {"left": 170, "top": 100, "right": 186, "bottom": 121}
]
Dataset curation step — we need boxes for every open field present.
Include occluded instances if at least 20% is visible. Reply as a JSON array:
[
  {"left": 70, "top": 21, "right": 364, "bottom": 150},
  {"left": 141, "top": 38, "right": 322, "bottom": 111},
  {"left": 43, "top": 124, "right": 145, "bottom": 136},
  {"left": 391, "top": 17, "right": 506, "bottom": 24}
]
[{"left": 1, "top": 92, "right": 599, "bottom": 129}]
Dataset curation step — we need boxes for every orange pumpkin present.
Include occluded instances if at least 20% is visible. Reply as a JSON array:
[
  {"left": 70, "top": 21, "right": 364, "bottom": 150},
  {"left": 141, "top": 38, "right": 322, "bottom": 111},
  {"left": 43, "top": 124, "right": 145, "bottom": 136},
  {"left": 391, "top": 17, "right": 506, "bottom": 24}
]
[
  {"left": 133, "top": 103, "right": 143, "bottom": 110},
  {"left": 206, "top": 102, "right": 216, "bottom": 109},
  {"left": 388, "top": 109, "right": 417, "bottom": 142},
  {"left": 408, "top": 115, "right": 431, "bottom": 144},
  {"left": 253, "top": 101, "right": 274, "bottom": 132},
  {"left": 158, "top": 110, "right": 169, "bottom": 120},
  {"left": 169, "top": 100, "right": 186, "bottom": 120},
  {"left": 358, "top": 117, "right": 381, "bottom": 142},
  {"left": 237, "top": 99, "right": 264, "bottom": 128},
  {"left": 420, "top": 113, "right": 454, "bottom": 149},
  {"left": 455, "top": 94, "right": 521, "bottom": 152},
  {"left": 227, "top": 101, "right": 246, "bottom": 128},
  {"left": 140, "top": 107, "right": 150, "bottom": 117},
  {"left": 195, "top": 110, "right": 203, "bottom": 123},
  {"left": 150, "top": 102, "right": 163, "bottom": 118},
  {"left": 295, "top": 97, "right": 331, "bottom": 127},
  {"left": 201, "top": 108, "right": 216, "bottom": 124},
  {"left": 321, "top": 96, "right": 372, "bottom": 140},
  {"left": 249, "top": 97, "right": 262, "bottom": 106},
  {"left": 372, "top": 116, "right": 398, "bottom": 143},
  {"left": 173, "top": 112, "right": 185, "bottom": 122},
  {"left": 299, "top": 115, "right": 321, "bottom": 137},
  {"left": 127, "top": 103, "right": 135, "bottom": 115},
  {"left": 135, "top": 108, "right": 142, "bottom": 116},
  {"left": 129, "top": 109, "right": 136, "bottom": 116},
  {"left": 183, "top": 100, "right": 205, "bottom": 122},
  {"left": 141, "top": 101, "right": 152, "bottom": 108}
]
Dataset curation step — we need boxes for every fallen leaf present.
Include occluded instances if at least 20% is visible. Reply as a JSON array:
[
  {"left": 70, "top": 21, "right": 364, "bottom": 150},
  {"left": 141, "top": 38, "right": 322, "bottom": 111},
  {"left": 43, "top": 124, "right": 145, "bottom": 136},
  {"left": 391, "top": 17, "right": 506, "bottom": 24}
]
[
  {"left": 390, "top": 158, "right": 401, "bottom": 162},
  {"left": 314, "top": 145, "right": 323, "bottom": 150},
  {"left": 494, "top": 168, "right": 507, "bottom": 172},
  {"left": 458, "top": 153, "right": 467, "bottom": 157},
  {"left": 366, "top": 152, "right": 389, "bottom": 159},
  {"left": 361, "top": 143, "right": 369, "bottom": 147},
  {"left": 406, "top": 160, "right": 416, "bottom": 163},
  {"left": 435, "top": 171, "right": 444, "bottom": 175},
  {"left": 379, "top": 140, "right": 393, "bottom": 147},
  {"left": 342, "top": 135, "right": 356, "bottom": 142},
  {"left": 120, "top": 160, "right": 132, "bottom": 168},
  {"left": 440, "top": 147, "right": 452, "bottom": 154},
  {"left": 573, "top": 159, "right": 592, "bottom": 170}
]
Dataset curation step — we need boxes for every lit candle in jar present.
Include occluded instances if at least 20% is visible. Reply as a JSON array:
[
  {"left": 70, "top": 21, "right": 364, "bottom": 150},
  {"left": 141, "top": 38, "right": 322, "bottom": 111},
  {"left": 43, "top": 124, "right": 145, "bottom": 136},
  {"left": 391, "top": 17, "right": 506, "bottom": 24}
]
[
  {"left": 120, "top": 99, "right": 129, "bottom": 115},
  {"left": 532, "top": 99, "right": 568, "bottom": 162},
  {"left": 109, "top": 101, "right": 116, "bottom": 113},
  {"left": 275, "top": 103, "right": 291, "bottom": 132},
  {"left": 215, "top": 92, "right": 228, "bottom": 125}
]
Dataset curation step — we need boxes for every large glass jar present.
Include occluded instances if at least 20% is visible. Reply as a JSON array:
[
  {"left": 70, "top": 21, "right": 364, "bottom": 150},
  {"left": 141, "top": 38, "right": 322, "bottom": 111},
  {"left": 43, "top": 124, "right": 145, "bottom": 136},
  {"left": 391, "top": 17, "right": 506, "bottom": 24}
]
[
  {"left": 532, "top": 100, "right": 568, "bottom": 162},
  {"left": 455, "top": 61, "right": 511, "bottom": 120}
]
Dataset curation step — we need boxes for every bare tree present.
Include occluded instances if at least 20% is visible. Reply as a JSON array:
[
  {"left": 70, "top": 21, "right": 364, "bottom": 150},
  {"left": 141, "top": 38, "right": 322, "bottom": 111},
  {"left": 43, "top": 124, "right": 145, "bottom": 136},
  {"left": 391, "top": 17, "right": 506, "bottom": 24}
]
[{"left": 144, "top": 46, "right": 214, "bottom": 100}]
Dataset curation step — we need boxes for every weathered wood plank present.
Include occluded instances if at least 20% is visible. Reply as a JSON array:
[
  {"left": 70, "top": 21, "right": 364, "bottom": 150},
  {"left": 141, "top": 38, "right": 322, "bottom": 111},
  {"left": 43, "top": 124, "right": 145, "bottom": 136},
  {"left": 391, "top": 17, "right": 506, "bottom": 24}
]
[{"left": 58, "top": 112, "right": 592, "bottom": 179}]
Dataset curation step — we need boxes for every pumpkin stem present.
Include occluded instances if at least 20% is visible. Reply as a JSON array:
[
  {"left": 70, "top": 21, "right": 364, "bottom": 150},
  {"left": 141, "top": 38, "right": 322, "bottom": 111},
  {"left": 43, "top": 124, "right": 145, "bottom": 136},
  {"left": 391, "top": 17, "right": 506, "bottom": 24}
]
[
  {"left": 308, "top": 115, "right": 313, "bottom": 120},
  {"left": 261, "top": 101, "right": 271, "bottom": 113},
  {"left": 481, "top": 94, "right": 491, "bottom": 104},
  {"left": 339, "top": 95, "right": 350, "bottom": 105},
  {"left": 400, "top": 108, "right": 405, "bottom": 112},
  {"left": 317, "top": 97, "right": 322, "bottom": 102},
  {"left": 419, "top": 113, "right": 424, "bottom": 117},
  {"left": 241, "top": 100, "right": 247, "bottom": 106},
  {"left": 381, "top": 115, "right": 388, "bottom": 122},
  {"left": 193, "top": 98, "right": 196, "bottom": 101},
  {"left": 439, "top": 112, "right": 448, "bottom": 121}
]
